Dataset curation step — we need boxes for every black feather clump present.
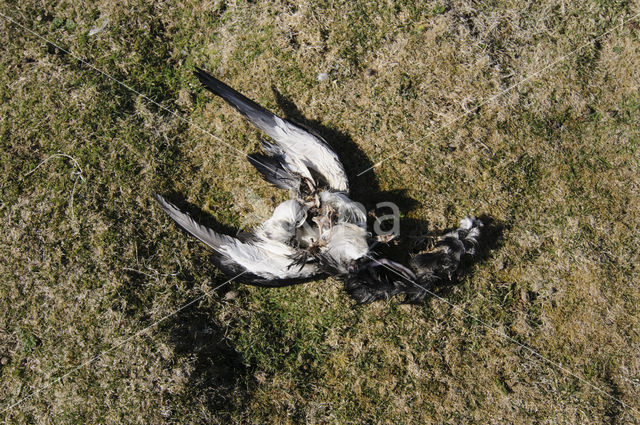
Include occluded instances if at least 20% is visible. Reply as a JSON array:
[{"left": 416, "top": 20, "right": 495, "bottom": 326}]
[
  {"left": 343, "top": 264, "right": 427, "bottom": 304},
  {"left": 409, "top": 216, "right": 483, "bottom": 288},
  {"left": 344, "top": 217, "right": 485, "bottom": 304}
]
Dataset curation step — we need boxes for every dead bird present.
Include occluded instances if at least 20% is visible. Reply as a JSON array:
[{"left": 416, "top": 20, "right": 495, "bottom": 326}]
[
  {"left": 155, "top": 69, "right": 490, "bottom": 303},
  {"left": 154, "top": 68, "right": 413, "bottom": 296}
]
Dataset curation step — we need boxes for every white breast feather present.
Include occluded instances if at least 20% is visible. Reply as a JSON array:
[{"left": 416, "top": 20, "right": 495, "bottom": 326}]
[
  {"left": 321, "top": 223, "right": 369, "bottom": 271},
  {"left": 319, "top": 191, "right": 367, "bottom": 227}
]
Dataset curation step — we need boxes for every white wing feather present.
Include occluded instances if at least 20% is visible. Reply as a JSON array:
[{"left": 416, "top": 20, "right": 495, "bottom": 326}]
[
  {"left": 154, "top": 194, "right": 318, "bottom": 280},
  {"left": 270, "top": 116, "right": 349, "bottom": 192},
  {"left": 194, "top": 68, "right": 350, "bottom": 192}
]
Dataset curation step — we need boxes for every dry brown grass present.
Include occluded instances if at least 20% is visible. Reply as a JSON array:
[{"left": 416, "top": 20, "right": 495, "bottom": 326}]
[{"left": 1, "top": 0, "right": 639, "bottom": 423}]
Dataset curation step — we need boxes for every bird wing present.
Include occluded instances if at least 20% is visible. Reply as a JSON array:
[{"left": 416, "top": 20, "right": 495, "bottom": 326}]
[
  {"left": 246, "top": 150, "right": 302, "bottom": 192},
  {"left": 194, "top": 67, "right": 350, "bottom": 192},
  {"left": 153, "top": 194, "right": 321, "bottom": 286}
]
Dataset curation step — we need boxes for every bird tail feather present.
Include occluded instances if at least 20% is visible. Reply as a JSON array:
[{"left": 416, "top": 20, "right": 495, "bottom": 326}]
[{"left": 409, "top": 216, "right": 483, "bottom": 286}]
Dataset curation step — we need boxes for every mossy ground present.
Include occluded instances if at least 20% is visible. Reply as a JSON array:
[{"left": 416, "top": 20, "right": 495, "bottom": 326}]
[{"left": 1, "top": 1, "right": 639, "bottom": 423}]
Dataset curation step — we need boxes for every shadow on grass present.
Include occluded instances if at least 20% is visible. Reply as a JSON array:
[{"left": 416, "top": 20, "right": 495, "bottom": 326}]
[
  {"left": 164, "top": 302, "right": 251, "bottom": 419},
  {"left": 269, "top": 89, "right": 504, "bottom": 286}
]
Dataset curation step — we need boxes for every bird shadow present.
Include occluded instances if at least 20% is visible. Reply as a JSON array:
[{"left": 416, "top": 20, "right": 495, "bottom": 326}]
[{"left": 270, "top": 89, "right": 503, "bottom": 294}]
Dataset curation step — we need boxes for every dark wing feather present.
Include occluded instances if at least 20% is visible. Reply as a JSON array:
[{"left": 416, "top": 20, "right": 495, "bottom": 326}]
[
  {"left": 246, "top": 152, "right": 301, "bottom": 192},
  {"left": 193, "top": 67, "right": 349, "bottom": 192},
  {"left": 194, "top": 67, "right": 283, "bottom": 140}
]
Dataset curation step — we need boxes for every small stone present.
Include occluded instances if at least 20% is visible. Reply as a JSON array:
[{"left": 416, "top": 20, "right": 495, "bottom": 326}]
[
  {"left": 317, "top": 72, "right": 329, "bottom": 82},
  {"left": 0, "top": 357, "right": 9, "bottom": 366}
]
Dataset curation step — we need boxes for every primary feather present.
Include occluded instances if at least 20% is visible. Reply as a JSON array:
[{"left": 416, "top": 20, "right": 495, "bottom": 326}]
[{"left": 153, "top": 194, "right": 320, "bottom": 286}]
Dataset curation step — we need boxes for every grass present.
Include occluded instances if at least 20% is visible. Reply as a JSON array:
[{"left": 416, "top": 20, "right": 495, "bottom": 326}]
[{"left": 1, "top": 0, "right": 639, "bottom": 423}]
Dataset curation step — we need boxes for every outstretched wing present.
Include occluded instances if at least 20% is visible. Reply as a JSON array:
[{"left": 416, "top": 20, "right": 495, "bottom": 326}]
[
  {"left": 153, "top": 194, "right": 321, "bottom": 287},
  {"left": 194, "top": 67, "right": 350, "bottom": 192}
]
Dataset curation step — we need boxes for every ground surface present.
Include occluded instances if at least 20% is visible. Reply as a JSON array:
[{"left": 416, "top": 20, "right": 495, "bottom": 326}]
[{"left": 1, "top": 0, "right": 639, "bottom": 423}]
